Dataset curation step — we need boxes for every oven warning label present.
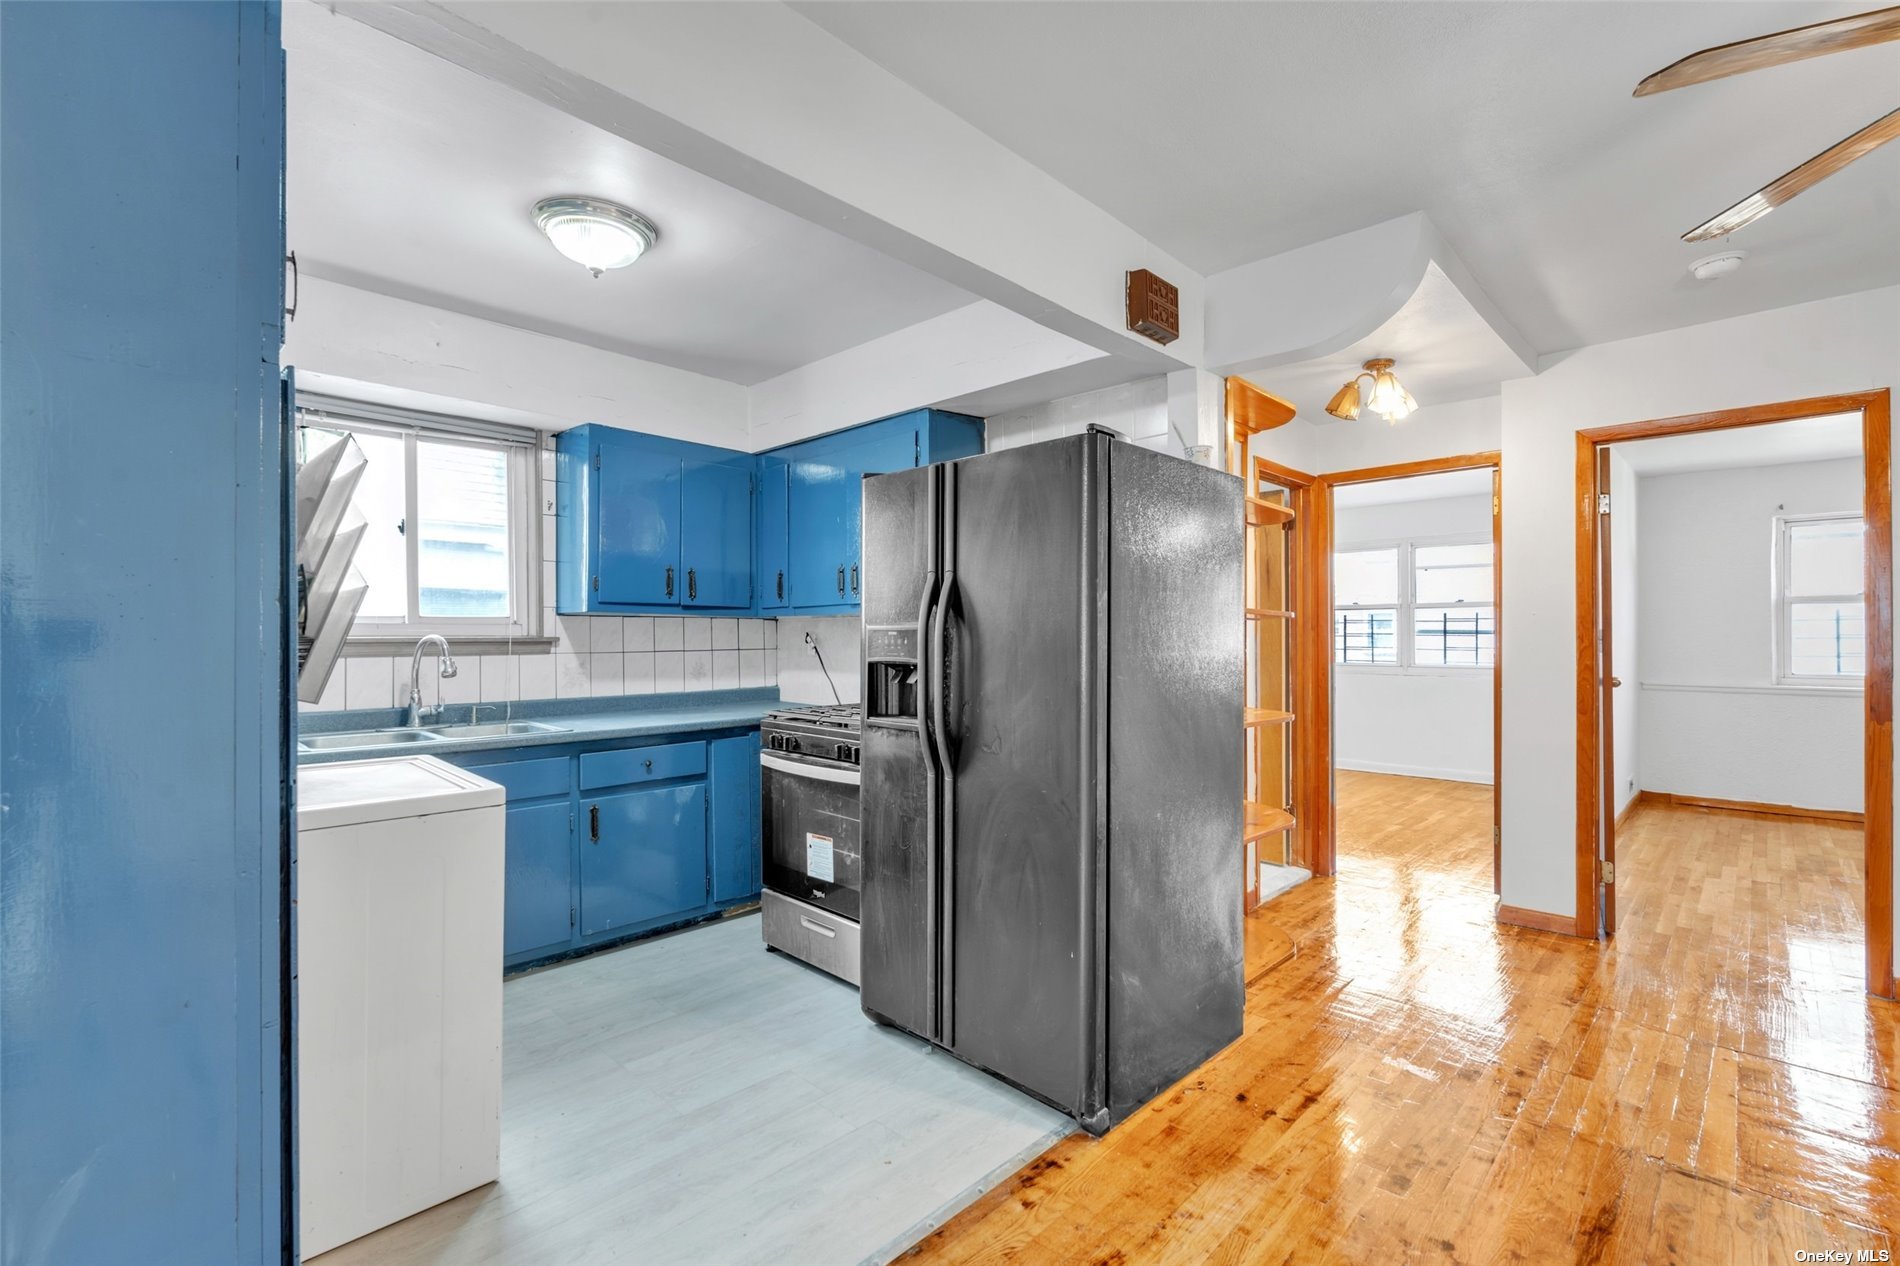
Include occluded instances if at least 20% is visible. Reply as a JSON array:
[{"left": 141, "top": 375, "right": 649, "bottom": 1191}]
[{"left": 806, "top": 832, "right": 835, "bottom": 883}]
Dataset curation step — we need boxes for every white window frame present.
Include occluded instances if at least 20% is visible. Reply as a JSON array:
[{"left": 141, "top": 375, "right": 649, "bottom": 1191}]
[
  {"left": 1334, "top": 533, "right": 1494, "bottom": 673},
  {"left": 295, "top": 395, "right": 545, "bottom": 650},
  {"left": 1333, "top": 545, "right": 1402, "bottom": 667},
  {"left": 1773, "top": 510, "right": 1864, "bottom": 689}
]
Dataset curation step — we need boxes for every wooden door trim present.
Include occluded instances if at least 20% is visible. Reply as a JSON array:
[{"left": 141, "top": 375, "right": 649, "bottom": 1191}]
[
  {"left": 1596, "top": 448, "right": 1619, "bottom": 931},
  {"left": 1574, "top": 389, "right": 1893, "bottom": 998},
  {"left": 1308, "top": 450, "right": 1502, "bottom": 882}
]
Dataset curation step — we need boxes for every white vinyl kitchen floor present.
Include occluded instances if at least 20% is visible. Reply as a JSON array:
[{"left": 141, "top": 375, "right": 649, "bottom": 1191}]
[{"left": 311, "top": 912, "right": 1071, "bottom": 1266}]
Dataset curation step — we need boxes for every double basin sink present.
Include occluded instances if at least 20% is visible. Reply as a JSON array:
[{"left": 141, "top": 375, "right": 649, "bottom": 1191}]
[{"left": 298, "top": 720, "right": 570, "bottom": 754}]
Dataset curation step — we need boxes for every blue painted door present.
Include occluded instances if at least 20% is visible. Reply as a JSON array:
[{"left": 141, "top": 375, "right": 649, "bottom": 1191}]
[
  {"left": 758, "top": 456, "right": 790, "bottom": 611},
  {"left": 595, "top": 431, "right": 682, "bottom": 606},
  {"left": 789, "top": 456, "right": 853, "bottom": 606},
  {"left": 502, "top": 801, "right": 574, "bottom": 959},
  {"left": 710, "top": 733, "right": 762, "bottom": 902},
  {"left": 580, "top": 783, "right": 708, "bottom": 935},
  {"left": 840, "top": 429, "right": 917, "bottom": 603},
  {"left": 682, "top": 458, "right": 752, "bottom": 609}
]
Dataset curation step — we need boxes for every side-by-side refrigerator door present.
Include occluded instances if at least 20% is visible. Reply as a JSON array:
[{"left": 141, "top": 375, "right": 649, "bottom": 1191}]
[
  {"left": 859, "top": 464, "right": 941, "bottom": 1039},
  {"left": 940, "top": 437, "right": 1096, "bottom": 1122}
]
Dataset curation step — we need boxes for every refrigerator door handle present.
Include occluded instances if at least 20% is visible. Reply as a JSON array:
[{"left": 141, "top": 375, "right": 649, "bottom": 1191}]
[
  {"left": 931, "top": 463, "right": 958, "bottom": 1046},
  {"left": 918, "top": 467, "right": 944, "bottom": 1044}
]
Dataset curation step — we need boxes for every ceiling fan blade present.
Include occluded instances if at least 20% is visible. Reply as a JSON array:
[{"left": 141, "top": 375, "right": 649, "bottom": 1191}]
[
  {"left": 1683, "top": 107, "right": 1900, "bottom": 241},
  {"left": 1636, "top": 6, "right": 1900, "bottom": 96}
]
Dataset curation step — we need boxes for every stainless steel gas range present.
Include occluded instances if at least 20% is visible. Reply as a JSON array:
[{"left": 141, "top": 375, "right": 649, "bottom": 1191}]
[{"left": 758, "top": 703, "right": 862, "bottom": 985}]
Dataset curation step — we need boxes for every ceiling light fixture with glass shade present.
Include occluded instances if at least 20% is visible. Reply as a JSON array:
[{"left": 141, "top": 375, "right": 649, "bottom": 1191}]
[
  {"left": 532, "top": 196, "right": 658, "bottom": 278},
  {"left": 1324, "top": 358, "right": 1419, "bottom": 424}
]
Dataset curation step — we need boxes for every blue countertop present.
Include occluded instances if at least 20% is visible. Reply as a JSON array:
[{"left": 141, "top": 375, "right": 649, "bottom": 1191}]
[{"left": 296, "top": 688, "right": 783, "bottom": 764}]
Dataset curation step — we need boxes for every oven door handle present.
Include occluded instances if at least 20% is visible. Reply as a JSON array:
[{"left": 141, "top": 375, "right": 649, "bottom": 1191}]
[{"left": 760, "top": 752, "right": 861, "bottom": 786}]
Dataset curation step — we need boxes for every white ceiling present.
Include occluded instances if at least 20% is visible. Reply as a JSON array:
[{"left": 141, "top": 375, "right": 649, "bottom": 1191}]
[
  {"left": 1248, "top": 262, "right": 1524, "bottom": 421},
  {"left": 794, "top": 1, "right": 1900, "bottom": 356},
  {"left": 1614, "top": 412, "right": 1864, "bottom": 476},
  {"left": 1332, "top": 467, "right": 1495, "bottom": 509},
  {"left": 284, "top": 1, "right": 976, "bottom": 385}
]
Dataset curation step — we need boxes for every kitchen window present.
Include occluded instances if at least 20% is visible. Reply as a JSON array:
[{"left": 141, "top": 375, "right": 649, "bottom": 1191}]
[
  {"left": 1775, "top": 512, "right": 1864, "bottom": 684},
  {"left": 1334, "top": 537, "right": 1494, "bottom": 669},
  {"left": 296, "top": 395, "right": 544, "bottom": 645}
]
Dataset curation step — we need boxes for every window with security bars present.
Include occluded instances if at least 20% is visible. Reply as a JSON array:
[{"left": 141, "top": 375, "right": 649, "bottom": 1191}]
[
  {"left": 1777, "top": 513, "right": 1864, "bottom": 683},
  {"left": 297, "top": 401, "right": 541, "bottom": 641},
  {"left": 1334, "top": 538, "right": 1493, "bottom": 669}
]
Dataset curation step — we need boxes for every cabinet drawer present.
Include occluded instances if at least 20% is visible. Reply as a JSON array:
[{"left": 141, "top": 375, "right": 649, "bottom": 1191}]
[
  {"left": 580, "top": 740, "right": 706, "bottom": 791},
  {"left": 465, "top": 755, "right": 570, "bottom": 802}
]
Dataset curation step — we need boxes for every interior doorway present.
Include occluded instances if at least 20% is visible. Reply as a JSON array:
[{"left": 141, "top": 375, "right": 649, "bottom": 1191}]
[
  {"left": 1309, "top": 454, "right": 1503, "bottom": 888},
  {"left": 1577, "top": 390, "right": 1895, "bottom": 998}
]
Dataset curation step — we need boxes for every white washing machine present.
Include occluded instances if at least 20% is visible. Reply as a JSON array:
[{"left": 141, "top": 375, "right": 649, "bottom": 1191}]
[{"left": 296, "top": 755, "right": 505, "bottom": 1258}]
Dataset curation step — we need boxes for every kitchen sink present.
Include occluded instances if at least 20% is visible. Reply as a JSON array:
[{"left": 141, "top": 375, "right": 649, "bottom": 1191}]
[
  {"left": 298, "top": 728, "right": 443, "bottom": 752},
  {"left": 421, "top": 721, "right": 571, "bottom": 739}
]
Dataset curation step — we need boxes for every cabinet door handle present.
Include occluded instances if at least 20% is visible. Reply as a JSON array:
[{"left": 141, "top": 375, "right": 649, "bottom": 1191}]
[
  {"left": 589, "top": 804, "right": 599, "bottom": 842},
  {"left": 776, "top": 570, "right": 785, "bottom": 602},
  {"left": 851, "top": 564, "right": 859, "bottom": 595},
  {"left": 665, "top": 566, "right": 674, "bottom": 598},
  {"left": 644, "top": 758, "right": 653, "bottom": 772},
  {"left": 688, "top": 568, "right": 697, "bottom": 601},
  {"left": 837, "top": 565, "right": 845, "bottom": 596}
]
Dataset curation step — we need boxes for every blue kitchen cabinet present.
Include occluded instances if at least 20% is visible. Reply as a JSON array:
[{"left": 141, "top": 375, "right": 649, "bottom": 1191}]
[
  {"left": 757, "top": 456, "right": 790, "bottom": 611},
  {"left": 463, "top": 755, "right": 575, "bottom": 964},
  {"left": 581, "top": 783, "right": 709, "bottom": 936},
  {"left": 557, "top": 425, "right": 754, "bottom": 614},
  {"left": 787, "top": 455, "right": 855, "bottom": 608},
  {"left": 593, "top": 430, "right": 683, "bottom": 607},
  {"left": 682, "top": 457, "right": 753, "bottom": 609},
  {"left": 710, "top": 732, "right": 763, "bottom": 903},
  {"left": 765, "top": 408, "right": 984, "bottom": 615}
]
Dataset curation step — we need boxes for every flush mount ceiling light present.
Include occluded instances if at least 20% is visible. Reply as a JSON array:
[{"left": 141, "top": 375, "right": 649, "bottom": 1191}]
[
  {"left": 1325, "top": 358, "right": 1418, "bottom": 424},
  {"left": 1689, "top": 250, "right": 1746, "bottom": 281},
  {"left": 532, "top": 196, "right": 658, "bottom": 277}
]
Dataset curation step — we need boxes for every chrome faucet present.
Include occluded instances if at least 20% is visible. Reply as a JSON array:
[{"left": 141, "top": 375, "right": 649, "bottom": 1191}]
[{"left": 404, "top": 635, "right": 458, "bottom": 727}]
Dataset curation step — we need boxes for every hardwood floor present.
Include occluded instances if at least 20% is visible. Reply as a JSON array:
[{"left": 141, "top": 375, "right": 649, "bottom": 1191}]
[{"left": 906, "top": 771, "right": 1900, "bottom": 1265}]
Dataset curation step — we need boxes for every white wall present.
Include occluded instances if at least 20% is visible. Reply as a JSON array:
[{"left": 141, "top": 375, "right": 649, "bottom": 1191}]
[
  {"left": 985, "top": 376, "right": 1184, "bottom": 457},
  {"left": 1250, "top": 394, "right": 1501, "bottom": 478},
  {"left": 286, "top": 276, "right": 750, "bottom": 448},
  {"left": 1608, "top": 449, "right": 1640, "bottom": 817},
  {"left": 1635, "top": 457, "right": 1863, "bottom": 812},
  {"left": 776, "top": 616, "right": 860, "bottom": 706},
  {"left": 1499, "top": 284, "right": 1898, "bottom": 935},
  {"left": 747, "top": 301, "right": 1103, "bottom": 450},
  {"left": 1333, "top": 493, "right": 1494, "bottom": 784}
]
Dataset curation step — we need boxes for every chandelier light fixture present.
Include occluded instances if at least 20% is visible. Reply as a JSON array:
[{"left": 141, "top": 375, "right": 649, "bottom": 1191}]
[
  {"left": 532, "top": 196, "right": 659, "bottom": 277},
  {"left": 1325, "top": 357, "right": 1419, "bottom": 424}
]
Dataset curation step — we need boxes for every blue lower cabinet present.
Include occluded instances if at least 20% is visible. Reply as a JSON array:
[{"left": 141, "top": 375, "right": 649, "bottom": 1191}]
[
  {"left": 501, "top": 801, "right": 576, "bottom": 959},
  {"left": 463, "top": 755, "right": 576, "bottom": 964},
  {"left": 710, "top": 732, "right": 762, "bottom": 903},
  {"left": 454, "top": 728, "right": 761, "bottom": 972},
  {"left": 581, "top": 782, "right": 708, "bottom": 935}
]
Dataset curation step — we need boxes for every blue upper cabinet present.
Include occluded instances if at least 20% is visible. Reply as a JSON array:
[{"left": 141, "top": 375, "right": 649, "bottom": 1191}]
[
  {"left": 767, "top": 409, "right": 983, "bottom": 616},
  {"left": 757, "top": 456, "right": 790, "bottom": 611},
  {"left": 557, "top": 410, "right": 980, "bottom": 616},
  {"left": 558, "top": 425, "right": 753, "bottom": 614},
  {"left": 682, "top": 458, "right": 753, "bottom": 609}
]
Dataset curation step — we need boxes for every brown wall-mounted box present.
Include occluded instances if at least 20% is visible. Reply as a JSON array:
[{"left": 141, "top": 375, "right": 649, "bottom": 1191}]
[{"left": 1126, "top": 269, "right": 1180, "bottom": 346}]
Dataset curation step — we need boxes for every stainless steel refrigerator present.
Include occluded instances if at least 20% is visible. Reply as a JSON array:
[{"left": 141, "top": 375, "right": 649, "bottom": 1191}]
[{"left": 859, "top": 430, "right": 1244, "bottom": 1135}]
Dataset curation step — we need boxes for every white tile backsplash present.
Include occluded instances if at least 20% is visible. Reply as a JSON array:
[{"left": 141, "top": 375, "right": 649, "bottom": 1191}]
[
  {"left": 592, "top": 617, "right": 624, "bottom": 653},
  {"left": 654, "top": 618, "right": 684, "bottom": 652},
  {"left": 344, "top": 657, "right": 393, "bottom": 710},
  {"left": 713, "top": 649, "right": 739, "bottom": 689},
  {"left": 625, "top": 617, "right": 656, "bottom": 652},
  {"left": 624, "top": 650, "right": 656, "bottom": 694},
  {"left": 589, "top": 651, "right": 624, "bottom": 697},
  {"left": 776, "top": 616, "right": 858, "bottom": 705},
  {"left": 518, "top": 653, "right": 557, "bottom": 701},
  {"left": 711, "top": 618, "right": 738, "bottom": 650},
  {"left": 683, "top": 617, "right": 712, "bottom": 651},
  {"left": 654, "top": 650, "right": 685, "bottom": 693},
  {"left": 479, "top": 655, "right": 520, "bottom": 703},
  {"left": 555, "top": 652, "right": 591, "bottom": 699},
  {"left": 683, "top": 648, "right": 714, "bottom": 690}
]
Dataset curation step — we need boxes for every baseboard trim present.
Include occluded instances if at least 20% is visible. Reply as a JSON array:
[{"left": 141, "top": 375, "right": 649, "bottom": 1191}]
[
  {"left": 1635, "top": 789, "right": 1863, "bottom": 826},
  {"left": 1335, "top": 759, "right": 1494, "bottom": 785},
  {"left": 1496, "top": 904, "right": 1579, "bottom": 937},
  {"left": 1614, "top": 797, "right": 1641, "bottom": 832}
]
